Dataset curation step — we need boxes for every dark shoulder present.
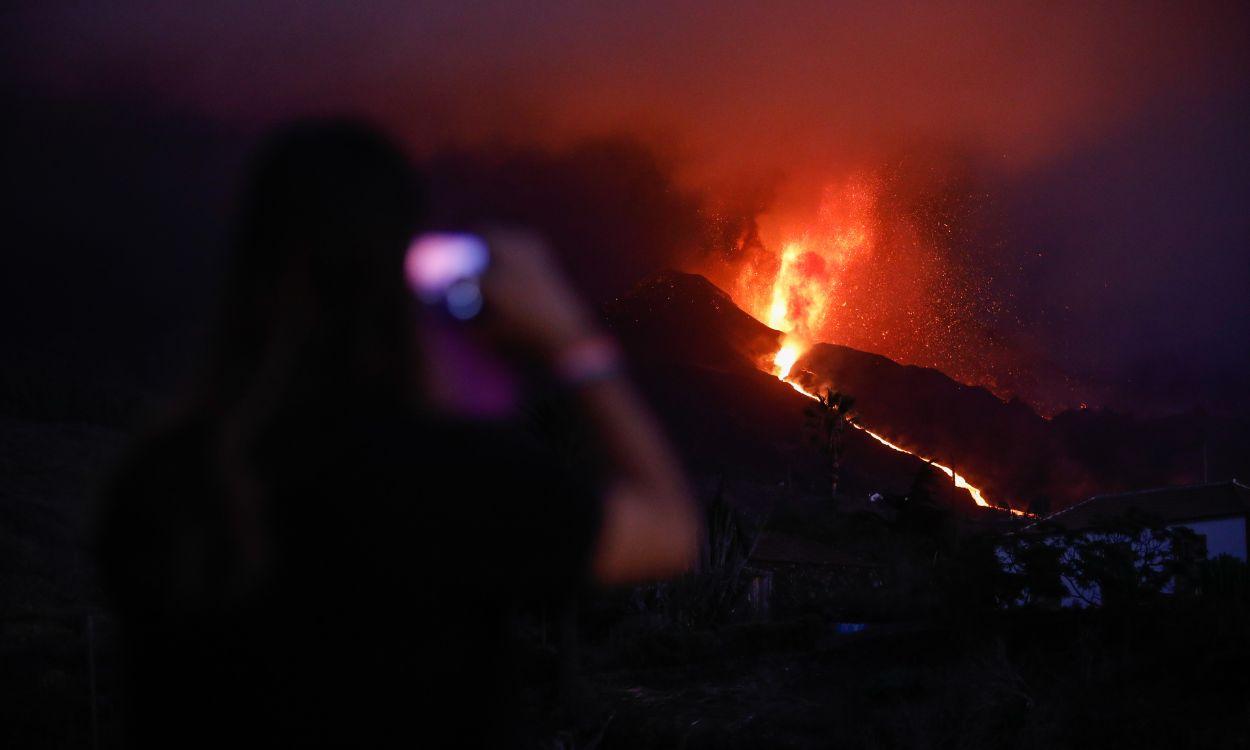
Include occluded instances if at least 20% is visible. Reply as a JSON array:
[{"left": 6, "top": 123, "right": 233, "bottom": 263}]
[
  {"left": 345, "top": 407, "right": 537, "bottom": 460},
  {"left": 106, "top": 417, "right": 215, "bottom": 503},
  {"left": 96, "top": 416, "right": 219, "bottom": 610}
]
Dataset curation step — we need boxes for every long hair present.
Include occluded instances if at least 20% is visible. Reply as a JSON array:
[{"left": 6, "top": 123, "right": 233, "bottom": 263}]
[
  {"left": 206, "top": 120, "right": 422, "bottom": 410},
  {"left": 194, "top": 120, "right": 424, "bottom": 581}
]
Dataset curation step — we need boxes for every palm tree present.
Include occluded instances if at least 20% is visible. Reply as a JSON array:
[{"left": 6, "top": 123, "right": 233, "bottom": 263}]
[{"left": 806, "top": 388, "right": 856, "bottom": 501}]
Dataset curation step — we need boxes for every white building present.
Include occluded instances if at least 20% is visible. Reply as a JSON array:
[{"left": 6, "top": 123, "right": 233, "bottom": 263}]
[
  {"left": 1002, "top": 481, "right": 1249, "bottom": 607},
  {"left": 1040, "top": 480, "right": 1249, "bottom": 561}
]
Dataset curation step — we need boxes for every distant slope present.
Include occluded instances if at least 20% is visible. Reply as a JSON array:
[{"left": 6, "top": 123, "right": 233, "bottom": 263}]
[
  {"left": 603, "top": 270, "right": 782, "bottom": 372},
  {"left": 791, "top": 343, "right": 1073, "bottom": 509}
]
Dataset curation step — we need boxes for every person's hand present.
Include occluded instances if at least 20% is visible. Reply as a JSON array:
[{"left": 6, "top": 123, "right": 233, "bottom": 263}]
[{"left": 479, "top": 230, "right": 599, "bottom": 359}]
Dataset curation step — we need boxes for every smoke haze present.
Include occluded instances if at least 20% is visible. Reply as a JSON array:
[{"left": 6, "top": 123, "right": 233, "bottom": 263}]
[{"left": 3, "top": 1, "right": 1248, "bottom": 414}]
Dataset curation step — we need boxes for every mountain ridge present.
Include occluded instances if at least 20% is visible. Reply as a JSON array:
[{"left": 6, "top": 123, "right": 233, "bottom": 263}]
[{"left": 605, "top": 269, "right": 1247, "bottom": 511}]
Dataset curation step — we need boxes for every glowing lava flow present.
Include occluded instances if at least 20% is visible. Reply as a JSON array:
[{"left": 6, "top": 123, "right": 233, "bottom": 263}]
[
  {"left": 771, "top": 344, "right": 1000, "bottom": 510},
  {"left": 857, "top": 424, "right": 992, "bottom": 507}
]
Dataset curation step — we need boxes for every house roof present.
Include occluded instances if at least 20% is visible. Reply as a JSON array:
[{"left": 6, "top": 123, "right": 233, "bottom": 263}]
[
  {"left": 749, "top": 531, "right": 881, "bottom": 567},
  {"left": 1032, "top": 480, "right": 1250, "bottom": 531}
]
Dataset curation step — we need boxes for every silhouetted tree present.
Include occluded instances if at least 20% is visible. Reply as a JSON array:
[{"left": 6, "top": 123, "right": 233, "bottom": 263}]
[
  {"left": 1057, "top": 512, "right": 1204, "bottom": 608},
  {"left": 805, "top": 388, "right": 856, "bottom": 501},
  {"left": 1199, "top": 554, "right": 1250, "bottom": 602},
  {"left": 897, "top": 465, "right": 958, "bottom": 563},
  {"left": 995, "top": 512, "right": 1207, "bottom": 609},
  {"left": 996, "top": 531, "right": 1067, "bottom": 608}
]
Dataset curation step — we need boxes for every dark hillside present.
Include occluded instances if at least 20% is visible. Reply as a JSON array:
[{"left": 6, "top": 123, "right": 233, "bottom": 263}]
[{"left": 607, "top": 270, "right": 1250, "bottom": 512}]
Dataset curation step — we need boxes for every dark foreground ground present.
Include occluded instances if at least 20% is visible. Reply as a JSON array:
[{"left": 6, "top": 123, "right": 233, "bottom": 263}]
[
  {"left": 517, "top": 601, "right": 1250, "bottom": 750},
  {"left": 3, "top": 413, "right": 1249, "bottom": 749},
  {"left": 8, "top": 598, "right": 1248, "bottom": 749}
]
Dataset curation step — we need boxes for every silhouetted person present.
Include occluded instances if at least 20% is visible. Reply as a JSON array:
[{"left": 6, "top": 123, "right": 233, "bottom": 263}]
[{"left": 97, "top": 121, "right": 696, "bottom": 748}]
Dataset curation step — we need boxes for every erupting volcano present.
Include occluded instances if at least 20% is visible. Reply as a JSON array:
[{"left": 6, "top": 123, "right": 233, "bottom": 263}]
[
  {"left": 703, "top": 168, "right": 1075, "bottom": 418},
  {"left": 719, "top": 176, "right": 1013, "bottom": 510},
  {"left": 610, "top": 188, "right": 1237, "bottom": 518}
]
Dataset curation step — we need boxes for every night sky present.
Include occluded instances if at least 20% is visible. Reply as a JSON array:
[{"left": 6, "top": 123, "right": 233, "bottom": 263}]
[{"left": 3, "top": 1, "right": 1248, "bottom": 415}]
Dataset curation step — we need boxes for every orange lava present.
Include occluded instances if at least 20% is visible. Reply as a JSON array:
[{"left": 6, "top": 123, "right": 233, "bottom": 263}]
[
  {"left": 772, "top": 342, "right": 802, "bottom": 380},
  {"left": 773, "top": 349, "right": 1008, "bottom": 510}
]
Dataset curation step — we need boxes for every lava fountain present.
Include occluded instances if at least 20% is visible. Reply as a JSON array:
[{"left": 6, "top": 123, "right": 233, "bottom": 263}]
[
  {"left": 772, "top": 342, "right": 802, "bottom": 380},
  {"left": 750, "top": 175, "right": 878, "bottom": 381}
]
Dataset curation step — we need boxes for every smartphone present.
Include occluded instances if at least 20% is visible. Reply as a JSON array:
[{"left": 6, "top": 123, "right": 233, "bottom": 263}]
[{"left": 404, "top": 232, "right": 491, "bottom": 320}]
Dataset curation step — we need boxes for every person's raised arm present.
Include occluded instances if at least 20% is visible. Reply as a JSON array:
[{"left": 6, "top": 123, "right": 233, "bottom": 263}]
[{"left": 480, "top": 232, "right": 699, "bottom": 585}]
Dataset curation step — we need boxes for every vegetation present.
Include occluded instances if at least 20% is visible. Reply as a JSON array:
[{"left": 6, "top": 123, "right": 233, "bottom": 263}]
[
  {"left": 531, "top": 492, "right": 1250, "bottom": 748},
  {"left": 996, "top": 512, "right": 1207, "bottom": 609},
  {"left": 805, "top": 389, "right": 856, "bottom": 501}
]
